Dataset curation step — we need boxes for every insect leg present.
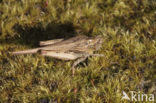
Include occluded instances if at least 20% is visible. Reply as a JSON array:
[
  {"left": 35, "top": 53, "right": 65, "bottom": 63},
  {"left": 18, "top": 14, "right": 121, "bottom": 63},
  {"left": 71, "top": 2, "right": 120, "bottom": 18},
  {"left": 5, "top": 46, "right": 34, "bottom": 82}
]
[
  {"left": 72, "top": 56, "right": 89, "bottom": 77},
  {"left": 91, "top": 54, "right": 105, "bottom": 57}
]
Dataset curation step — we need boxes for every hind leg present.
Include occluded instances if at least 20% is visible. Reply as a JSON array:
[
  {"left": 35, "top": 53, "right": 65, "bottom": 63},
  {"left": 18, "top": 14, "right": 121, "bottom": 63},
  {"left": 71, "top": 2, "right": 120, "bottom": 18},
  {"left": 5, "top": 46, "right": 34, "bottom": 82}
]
[{"left": 71, "top": 56, "right": 89, "bottom": 77}]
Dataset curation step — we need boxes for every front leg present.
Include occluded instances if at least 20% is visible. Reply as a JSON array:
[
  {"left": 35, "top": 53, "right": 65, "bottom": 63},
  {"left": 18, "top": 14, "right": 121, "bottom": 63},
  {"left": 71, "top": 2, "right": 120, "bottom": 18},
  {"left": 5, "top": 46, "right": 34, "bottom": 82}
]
[{"left": 72, "top": 56, "right": 89, "bottom": 77}]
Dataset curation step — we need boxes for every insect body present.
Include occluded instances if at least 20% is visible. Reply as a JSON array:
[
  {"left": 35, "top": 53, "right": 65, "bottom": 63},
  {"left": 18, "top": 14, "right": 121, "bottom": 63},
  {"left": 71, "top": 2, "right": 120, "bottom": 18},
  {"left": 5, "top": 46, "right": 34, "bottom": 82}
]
[{"left": 12, "top": 35, "right": 104, "bottom": 76}]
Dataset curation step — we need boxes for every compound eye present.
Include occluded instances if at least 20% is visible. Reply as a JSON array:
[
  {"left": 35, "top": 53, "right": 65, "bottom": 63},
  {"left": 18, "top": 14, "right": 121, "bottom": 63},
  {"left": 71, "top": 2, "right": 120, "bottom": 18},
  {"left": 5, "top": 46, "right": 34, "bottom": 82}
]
[{"left": 88, "top": 40, "right": 92, "bottom": 43}]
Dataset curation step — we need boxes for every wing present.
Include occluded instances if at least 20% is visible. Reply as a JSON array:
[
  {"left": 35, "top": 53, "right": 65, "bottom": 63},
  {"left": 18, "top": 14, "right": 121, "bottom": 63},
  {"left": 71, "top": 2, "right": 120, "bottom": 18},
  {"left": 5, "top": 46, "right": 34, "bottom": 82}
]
[
  {"left": 40, "top": 35, "right": 89, "bottom": 51},
  {"left": 40, "top": 39, "right": 64, "bottom": 46}
]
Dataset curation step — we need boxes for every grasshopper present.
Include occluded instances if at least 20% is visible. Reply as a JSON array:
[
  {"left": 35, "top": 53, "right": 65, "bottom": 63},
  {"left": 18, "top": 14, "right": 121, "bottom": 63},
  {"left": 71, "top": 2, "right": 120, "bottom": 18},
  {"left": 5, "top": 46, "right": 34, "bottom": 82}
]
[{"left": 12, "top": 35, "right": 104, "bottom": 76}]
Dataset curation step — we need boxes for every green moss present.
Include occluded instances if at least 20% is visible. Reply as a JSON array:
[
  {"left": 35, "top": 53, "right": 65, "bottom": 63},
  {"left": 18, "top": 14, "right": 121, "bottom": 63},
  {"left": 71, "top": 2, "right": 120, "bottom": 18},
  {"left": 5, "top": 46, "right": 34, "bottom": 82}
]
[{"left": 0, "top": 0, "right": 156, "bottom": 102}]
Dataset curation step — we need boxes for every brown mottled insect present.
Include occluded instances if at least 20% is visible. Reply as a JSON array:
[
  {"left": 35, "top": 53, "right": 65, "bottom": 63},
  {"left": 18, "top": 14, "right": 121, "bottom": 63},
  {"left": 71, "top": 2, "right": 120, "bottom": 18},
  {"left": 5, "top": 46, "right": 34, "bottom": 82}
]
[{"left": 12, "top": 35, "right": 104, "bottom": 76}]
